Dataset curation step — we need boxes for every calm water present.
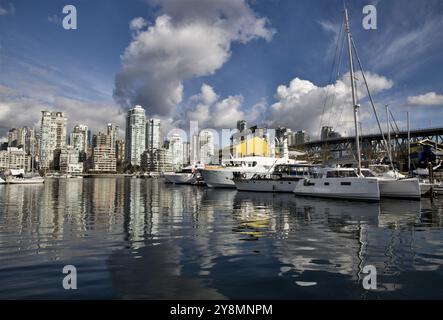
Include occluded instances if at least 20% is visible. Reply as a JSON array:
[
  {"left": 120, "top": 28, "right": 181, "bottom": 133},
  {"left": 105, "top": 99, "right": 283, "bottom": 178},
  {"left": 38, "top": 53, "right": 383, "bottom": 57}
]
[{"left": 0, "top": 177, "right": 442, "bottom": 299}]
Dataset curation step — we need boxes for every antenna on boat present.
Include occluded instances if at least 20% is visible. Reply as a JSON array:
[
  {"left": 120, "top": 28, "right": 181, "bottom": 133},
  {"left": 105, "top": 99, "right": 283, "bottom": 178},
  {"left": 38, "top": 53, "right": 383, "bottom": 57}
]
[{"left": 344, "top": 8, "right": 362, "bottom": 174}]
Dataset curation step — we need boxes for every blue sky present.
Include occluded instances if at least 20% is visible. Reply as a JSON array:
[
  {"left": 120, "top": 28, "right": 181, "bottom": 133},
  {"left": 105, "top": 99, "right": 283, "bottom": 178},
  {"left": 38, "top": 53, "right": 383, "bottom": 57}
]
[{"left": 0, "top": 0, "right": 442, "bottom": 140}]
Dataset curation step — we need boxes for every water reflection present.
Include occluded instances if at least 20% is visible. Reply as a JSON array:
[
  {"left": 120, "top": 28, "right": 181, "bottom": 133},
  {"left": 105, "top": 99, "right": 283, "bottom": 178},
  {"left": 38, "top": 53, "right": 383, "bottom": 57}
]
[{"left": 0, "top": 179, "right": 442, "bottom": 299}]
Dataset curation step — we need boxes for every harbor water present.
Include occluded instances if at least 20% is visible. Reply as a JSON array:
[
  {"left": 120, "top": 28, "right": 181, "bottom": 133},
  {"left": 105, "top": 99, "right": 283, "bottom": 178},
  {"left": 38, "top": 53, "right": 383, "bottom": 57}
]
[{"left": 0, "top": 177, "right": 442, "bottom": 299}]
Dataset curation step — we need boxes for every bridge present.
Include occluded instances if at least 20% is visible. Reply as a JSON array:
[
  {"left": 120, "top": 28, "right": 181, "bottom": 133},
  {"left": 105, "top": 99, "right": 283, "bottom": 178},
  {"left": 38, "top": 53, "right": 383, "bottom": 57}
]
[{"left": 296, "top": 127, "right": 443, "bottom": 159}]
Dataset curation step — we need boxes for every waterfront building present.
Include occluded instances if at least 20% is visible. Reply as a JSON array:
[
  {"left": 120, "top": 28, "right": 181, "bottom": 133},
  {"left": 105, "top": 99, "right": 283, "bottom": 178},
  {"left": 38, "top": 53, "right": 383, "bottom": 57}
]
[
  {"left": 125, "top": 105, "right": 146, "bottom": 166},
  {"left": 59, "top": 146, "right": 83, "bottom": 174},
  {"left": 90, "top": 131, "right": 116, "bottom": 173},
  {"left": 190, "top": 133, "right": 200, "bottom": 164},
  {"left": 0, "top": 147, "right": 31, "bottom": 172},
  {"left": 145, "top": 118, "right": 162, "bottom": 152},
  {"left": 230, "top": 125, "right": 270, "bottom": 158},
  {"left": 168, "top": 134, "right": 184, "bottom": 171},
  {"left": 182, "top": 141, "right": 190, "bottom": 166},
  {"left": 24, "top": 127, "right": 38, "bottom": 156},
  {"left": 199, "top": 130, "right": 215, "bottom": 164},
  {"left": 39, "top": 111, "right": 67, "bottom": 169},
  {"left": 107, "top": 123, "right": 119, "bottom": 149},
  {"left": 141, "top": 148, "right": 173, "bottom": 173},
  {"left": 70, "top": 124, "right": 89, "bottom": 161},
  {"left": 6, "top": 126, "right": 37, "bottom": 157},
  {"left": 116, "top": 139, "right": 125, "bottom": 166}
]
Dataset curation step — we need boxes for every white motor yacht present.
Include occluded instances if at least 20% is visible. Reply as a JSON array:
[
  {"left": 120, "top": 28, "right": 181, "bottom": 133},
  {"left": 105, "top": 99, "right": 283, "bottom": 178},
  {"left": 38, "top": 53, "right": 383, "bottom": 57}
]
[
  {"left": 200, "top": 156, "right": 296, "bottom": 188},
  {"left": 164, "top": 165, "right": 204, "bottom": 185},
  {"left": 233, "top": 163, "right": 312, "bottom": 192}
]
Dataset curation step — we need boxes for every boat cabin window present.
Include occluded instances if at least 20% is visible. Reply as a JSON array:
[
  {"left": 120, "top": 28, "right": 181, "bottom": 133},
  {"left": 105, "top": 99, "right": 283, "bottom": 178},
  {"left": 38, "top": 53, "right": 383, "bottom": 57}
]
[
  {"left": 326, "top": 170, "right": 357, "bottom": 178},
  {"left": 361, "top": 170, "right": 376, "bottom": 177}
]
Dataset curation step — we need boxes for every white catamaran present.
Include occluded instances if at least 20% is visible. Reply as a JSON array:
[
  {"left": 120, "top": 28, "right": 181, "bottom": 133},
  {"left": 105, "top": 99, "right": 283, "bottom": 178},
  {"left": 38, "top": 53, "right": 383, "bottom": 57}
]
[{"left": 294, "top": 8, "right": 380, "bottom": 201}]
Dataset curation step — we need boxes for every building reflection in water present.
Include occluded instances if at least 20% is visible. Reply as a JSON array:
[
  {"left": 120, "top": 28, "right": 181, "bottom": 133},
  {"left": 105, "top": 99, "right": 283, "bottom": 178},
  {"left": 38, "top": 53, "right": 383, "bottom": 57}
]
[{"left": 1, "top": 179, "right": 443, "bottom": 299}]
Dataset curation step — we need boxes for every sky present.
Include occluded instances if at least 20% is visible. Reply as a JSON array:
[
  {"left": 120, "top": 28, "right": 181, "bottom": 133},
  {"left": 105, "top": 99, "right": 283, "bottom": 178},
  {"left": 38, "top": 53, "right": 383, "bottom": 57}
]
[{"left": 0, "top": 0, "right": 442, "bottom": 142}]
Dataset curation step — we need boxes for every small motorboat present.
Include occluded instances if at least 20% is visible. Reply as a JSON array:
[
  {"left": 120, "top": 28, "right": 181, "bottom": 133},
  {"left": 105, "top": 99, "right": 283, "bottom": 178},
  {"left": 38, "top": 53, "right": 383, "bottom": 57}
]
[{"left": 2, "top": 169, "right": 45, "bottom": 185}]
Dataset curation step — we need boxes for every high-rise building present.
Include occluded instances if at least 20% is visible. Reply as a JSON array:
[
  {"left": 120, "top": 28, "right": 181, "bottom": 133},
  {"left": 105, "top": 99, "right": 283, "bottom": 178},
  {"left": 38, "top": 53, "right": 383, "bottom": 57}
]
[
  {"left": 182, "top": 141, "right": 190, "bottom": 166},
  {"left": 168, "top": 134, "right": 184, "bottom": 171},
  {"left": 70, "top": 124, "right": 89, "bottom": 161},
  {"left": 7, "top": 128, "right": 18, "bottom": 147},
  {"left": 17, "top": 127, "right": 27, "bottom": 149},
  {"left": 90, "top": 131, "right": 116, "bottom": 172},
  {"left": 199, "top": 130, "right": 215, "bottom": 165},
  {"left": 145, "top": 118, "right": 162, "bottom": 152},
  {"left": 115, "top": 139, "right": 125, "bottom": 166},
  {"left": 39, "top": 111, "right": 67, "bottom": 169},
  {"left": 24, "top": 127, "right": 37, "bottom": 156},
  {"left": 190, "top": 133, "right": 200, "bottom": 164},
  {"left": 291, "top": 130, "right": 310, "bottom": 146},
  {"left": 321, "top": 126, "right": 341, "bottom": 141},
  {"left": 125, "top": 105, "right": 146, "bottom": 166},
  {"left": 107, "top": 123, "right": 119, "bottom": 149}
]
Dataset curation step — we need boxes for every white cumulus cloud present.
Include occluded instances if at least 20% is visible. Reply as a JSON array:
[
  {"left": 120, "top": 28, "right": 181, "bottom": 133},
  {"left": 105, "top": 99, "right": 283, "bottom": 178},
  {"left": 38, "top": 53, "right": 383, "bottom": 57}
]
[
  {"left": 129, "top": 17, "right": 148, "bottom": 31},
  {"left": 185, "top": 83, "right": 265, "bottom": 129},
  {"left": 113, "top": 0, "right": 275, "bottom": 118},
  {"left": 267, "top": 72, "right": 394, "bottom": 138},
  {"left": 407, "top": 92, "right": 443, "bottom": 106}
]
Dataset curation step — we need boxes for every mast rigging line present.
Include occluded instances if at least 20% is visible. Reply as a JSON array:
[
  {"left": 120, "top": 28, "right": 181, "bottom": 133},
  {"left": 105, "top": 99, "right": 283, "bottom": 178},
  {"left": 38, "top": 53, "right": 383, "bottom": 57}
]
[
  {"left": 350, "top": 37, "right": 395, "bottom": 170},
  {"left": 318, "top": 18, "right": 345, "bottom": 138}
]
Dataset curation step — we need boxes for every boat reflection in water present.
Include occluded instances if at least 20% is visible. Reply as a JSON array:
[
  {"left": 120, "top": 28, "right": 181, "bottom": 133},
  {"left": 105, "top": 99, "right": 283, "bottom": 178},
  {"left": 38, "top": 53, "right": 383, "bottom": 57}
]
[{"left": 1, "top": 178, "right": 442, "bottom": 299}]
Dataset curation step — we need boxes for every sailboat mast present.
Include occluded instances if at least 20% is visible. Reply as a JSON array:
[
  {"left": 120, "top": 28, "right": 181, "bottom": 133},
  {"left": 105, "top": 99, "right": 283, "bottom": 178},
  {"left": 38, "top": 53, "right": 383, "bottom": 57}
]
[
  {"left": 344, "top": 8, "right": 362, "bottom": 172},
  {"left": 407, "top": 111, "right": 411, "bottom": 174},
  {"left": 386, "top": 105, "right": 392, "bottom": 162}
]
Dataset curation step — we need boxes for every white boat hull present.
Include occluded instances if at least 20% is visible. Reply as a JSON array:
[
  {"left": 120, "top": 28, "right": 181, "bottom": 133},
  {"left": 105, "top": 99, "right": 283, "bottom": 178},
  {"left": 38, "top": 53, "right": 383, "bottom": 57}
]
[
  {"left": 164, "top": 173, "right": 197, "bottom": 184},
  {"left": 5, "top": 177, "right": 45, "bottom": 184},
  {"left": 378, "top": 178, "right": 420, "bottom": 199},
  {"left": 200, "top": 169, "right": 237, "bottom": 188},
  {"left": 294, "top": 177, "right": 380, "bottom": 201},
  {"left": 234, "top": 179, "right": 299, "bottom": 192}
]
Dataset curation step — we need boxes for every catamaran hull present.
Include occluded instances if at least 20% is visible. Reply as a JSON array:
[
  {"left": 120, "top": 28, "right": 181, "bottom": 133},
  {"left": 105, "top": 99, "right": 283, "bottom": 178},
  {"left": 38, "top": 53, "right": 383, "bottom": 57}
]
[
  {"left": 294, "top": 178, "right": 380, "bottom": 201},
  {"left": 378, "top": 178, "right": 420, "bottom": 199},
  {"left": 234, "top": 179, "right": 299, "bottom": 192}
]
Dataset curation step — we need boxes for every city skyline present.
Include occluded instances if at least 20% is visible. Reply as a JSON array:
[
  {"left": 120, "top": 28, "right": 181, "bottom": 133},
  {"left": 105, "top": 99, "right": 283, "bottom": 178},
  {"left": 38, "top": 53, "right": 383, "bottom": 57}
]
[{"left": 1, "top": 0, "right": 442, "bottom": 141}]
